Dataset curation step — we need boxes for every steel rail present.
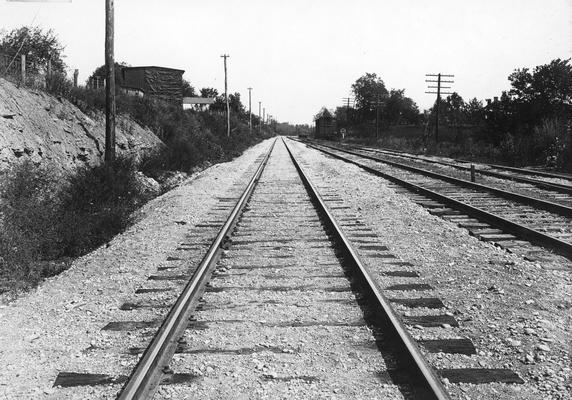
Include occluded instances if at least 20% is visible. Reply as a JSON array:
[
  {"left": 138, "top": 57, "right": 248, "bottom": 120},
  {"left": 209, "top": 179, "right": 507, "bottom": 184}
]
[
  {"left": 311, "top": 142, "right": 572, "bottom": 219},
  {"left": 282, "top": 138, "right": 450, "bottom": 400},
  {"left": 303, "top": 142, "right": 572, "bottom": 260},
  {"left": 117, "top": 139, "right": 277, "bottom": 400},
  {"left": 313, "top": 139, "right": 572, "bottom": 183},
  {"left": 484, "top": 163, "right": 572, "bottom": 181},
  {"left": 352, "top": 144, "right": 572, "bottom": 195}
]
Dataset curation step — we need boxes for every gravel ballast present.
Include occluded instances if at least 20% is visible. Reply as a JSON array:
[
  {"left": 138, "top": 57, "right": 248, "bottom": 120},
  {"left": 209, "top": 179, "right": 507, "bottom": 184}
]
[{"left": 287, "top": 138, "right": 571, "bottom": 400}]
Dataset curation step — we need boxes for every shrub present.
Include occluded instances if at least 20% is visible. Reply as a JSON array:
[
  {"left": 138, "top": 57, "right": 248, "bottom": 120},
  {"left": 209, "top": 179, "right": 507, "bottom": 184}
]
[
  {"left": 0, "top": 158, "right": 150, "bottom": 292},
  {"left": 0, "top": 161, "right": 63, "bottom": 291},
  {"left": 57, "top": 157, "right": 150, "bottom": 257},
  {"left": 533, "top": 118, "right": 571, "bottom": 170}
]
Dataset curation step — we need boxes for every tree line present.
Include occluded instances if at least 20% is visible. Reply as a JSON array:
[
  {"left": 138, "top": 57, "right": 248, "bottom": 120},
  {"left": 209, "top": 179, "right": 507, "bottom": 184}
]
[{"left": 315, "top": 58, "right": 572, "bottom": 170}]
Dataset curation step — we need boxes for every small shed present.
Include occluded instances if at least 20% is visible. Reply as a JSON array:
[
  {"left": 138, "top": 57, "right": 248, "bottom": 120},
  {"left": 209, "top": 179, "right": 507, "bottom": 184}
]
[
  {"left": 314, "top": 108, "right": 338, "bottom": 139},
  {"left": 183, "top": 97, "right": 216, "bottom": 110},
  {"left": 121, "top": 66, "right": 185, "bottom": 104}
]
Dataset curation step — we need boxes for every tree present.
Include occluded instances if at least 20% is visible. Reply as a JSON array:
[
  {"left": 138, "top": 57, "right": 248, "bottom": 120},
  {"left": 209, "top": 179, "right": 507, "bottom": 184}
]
[
  {"left": 483, "top": 91, "right": 518, "bottom": 143},
  {"left": 384, "top": 89, "right": 420, "bottom": 125},
  {"left": 508, "top": 58, "right": 572, "bottom": 124},
  {"left": 351, "top": 73, "right": 389, "bottom": 120},
  {"left": 209, "top": 91, "right": 244, "bottom": 115},
  {"left": 228, "top": 92, "right": 245, "bottom": 114},
  {"left": 182, "top": 80, "right": 196, "bottom": 97},
  {"left": 0, "top": 26, "right": 66, "bottom": 73},
  {"left": 200, "top": 87, "right": 218, "bottom": 98},
  {"left": 334, "top": 105, "right": 355, "bottom": 128},
  {"left": 442, "top": 92, "right": 466, "bottom": 126},
  {"left": 87, "top": 61, "right": 129, "bottom": 88},
  {"left": 464, "top": 98, "right": 485, "bottom": 125}
]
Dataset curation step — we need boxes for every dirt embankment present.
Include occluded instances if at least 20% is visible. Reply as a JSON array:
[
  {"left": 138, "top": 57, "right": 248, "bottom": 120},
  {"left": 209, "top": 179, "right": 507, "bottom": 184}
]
[{"left": 0, "top": 78, "right": 164, "bottom": 173}]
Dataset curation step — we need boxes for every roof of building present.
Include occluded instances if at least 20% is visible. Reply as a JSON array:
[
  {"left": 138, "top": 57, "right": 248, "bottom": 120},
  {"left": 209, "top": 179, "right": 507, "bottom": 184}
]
[
  {"left": 122, "top": 66, "right": 185, "bottom": 73},
  {"left": 183, "top": 97, "right": 216, "bottom": 105}
]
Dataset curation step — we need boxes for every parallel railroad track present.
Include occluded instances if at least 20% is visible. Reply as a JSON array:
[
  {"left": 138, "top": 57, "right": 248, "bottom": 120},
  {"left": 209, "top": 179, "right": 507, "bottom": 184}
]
[
  {"left": 350, "top": 143, "right": 572, "bottom": 198},
  {"left": 301, "top": 140, "right": 572, "bottom": 264}
]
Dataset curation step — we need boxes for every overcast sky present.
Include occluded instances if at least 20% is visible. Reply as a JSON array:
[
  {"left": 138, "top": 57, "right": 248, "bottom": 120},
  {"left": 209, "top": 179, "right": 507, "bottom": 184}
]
[{"left": 1, "top": 0, "right": 571, "bottom": 124}]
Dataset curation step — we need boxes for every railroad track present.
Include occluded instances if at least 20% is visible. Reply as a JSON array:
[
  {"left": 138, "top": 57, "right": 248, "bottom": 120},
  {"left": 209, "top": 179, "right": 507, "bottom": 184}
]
[
  {"left": 348, "top": 143, "right": 572, "bottom": 198},
  {"left": 301, "top": 140, "right": 572, "bottom": 264},
  {"left": 51, "top": 137, "right": 525, "bottom": 399}
]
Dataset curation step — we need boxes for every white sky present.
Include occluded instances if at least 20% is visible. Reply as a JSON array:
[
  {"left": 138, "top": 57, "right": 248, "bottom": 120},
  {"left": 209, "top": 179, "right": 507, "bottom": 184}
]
[{"left": 1, "top": 0, "right": 571, "bottom": 124}]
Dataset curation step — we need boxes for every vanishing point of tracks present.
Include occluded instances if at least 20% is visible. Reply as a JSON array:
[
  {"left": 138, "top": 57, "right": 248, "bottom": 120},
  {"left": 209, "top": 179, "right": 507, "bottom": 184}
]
[
  {"left": 53, "top": 137, "right": 527, "bottom": 399},
  {"left": 303, "top": 140, "right": 572, "bottom": 265},
  {"left": 118, "top": 138, "right": 447, "bottom": 399}
]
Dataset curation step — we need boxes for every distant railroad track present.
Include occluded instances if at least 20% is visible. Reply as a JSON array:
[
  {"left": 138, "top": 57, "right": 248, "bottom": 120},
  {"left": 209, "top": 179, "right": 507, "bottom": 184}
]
[
  {"left": 301, "top": 139, "right": 572, "bottom": 264},
  {"left": 344, "top": 143, "right": 572, "bottom": 198}
]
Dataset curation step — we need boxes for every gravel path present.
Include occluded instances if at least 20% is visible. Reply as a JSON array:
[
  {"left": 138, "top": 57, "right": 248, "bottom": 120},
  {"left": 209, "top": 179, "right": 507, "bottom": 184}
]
[
  {"left": 0, "top": 139, "right": 273, "bottom": 400},
  {"left": 287, "top": 138, "right": 571, "bottom": 400}
]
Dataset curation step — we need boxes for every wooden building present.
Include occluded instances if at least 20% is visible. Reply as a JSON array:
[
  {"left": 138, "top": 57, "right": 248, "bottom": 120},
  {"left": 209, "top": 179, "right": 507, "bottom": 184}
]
[
  {"left": 314, "top": 111, "right": 338, "bottom": 140},
  {"left": 121, "top": 66, "right": 185, "bottom": 104}
]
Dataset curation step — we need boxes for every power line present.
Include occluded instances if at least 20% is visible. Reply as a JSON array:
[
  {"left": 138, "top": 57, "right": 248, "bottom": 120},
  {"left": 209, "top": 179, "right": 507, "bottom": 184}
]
[
  {"left": 105, "top": 0, "right": 115, "bottom": 167},
  {"left": 372, "top": 95, "right": 385, "bottom": 140},
  {"left": 220, "top": 54, "right": 230, "bottom": 137},
  {"left": 247, "top": 87, "right": 252, "bottom": 134},
  {"left": 341, "top": 97, "right": 355, "bottom": 137},
  {"left": 425, "top": 73, "right": 454, "bottom": 143}
]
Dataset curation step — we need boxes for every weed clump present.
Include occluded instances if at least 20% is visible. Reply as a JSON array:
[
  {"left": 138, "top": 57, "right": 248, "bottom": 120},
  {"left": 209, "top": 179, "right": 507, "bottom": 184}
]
[{"left": 0, "top": 158, "right": 150, "bottom": 293}]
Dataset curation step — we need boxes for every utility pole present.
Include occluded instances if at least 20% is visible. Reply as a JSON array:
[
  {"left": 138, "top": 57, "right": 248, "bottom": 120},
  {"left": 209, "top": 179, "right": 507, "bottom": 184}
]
[
  {"left": 376, "top": 99, "right": 380, "bottom": 139},
  {"left": 221, "top": 54, "right": 230, "bottom": 137},
  {"left": 247, "top": 87, "right": 252, "bottom": 134},
  {"left": 341, "top": 97, "right": 354, "bottom": 123},
  {"left": 373, "top": 95, "right": 384, "bottom": 140},
  {"left": 425, "top": 73, "right": 454, "bottom": 143},
  {"left": 258, "top": 101, "right": 262, "bottom": 133},
  {"left": 105, "top": 0, "right": 116, "bottom": 167},
  {"left": 263, "top": 107, "right": 266, "bottom": 126},
  {"left": 341, "top": 97, "right": 354, "bottom": 139}
]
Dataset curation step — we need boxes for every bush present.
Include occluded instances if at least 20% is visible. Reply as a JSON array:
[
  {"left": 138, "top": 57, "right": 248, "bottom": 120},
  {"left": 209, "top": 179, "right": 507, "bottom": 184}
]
[
  {"left": 0, "top": 161, "right": 62, "bottom": 290},
  {"left": 57, "top": 158, "right": 151, "bottom": 256},
  {"left": 0, "top": 158, "right": 150, "bottom": 292},
  {"left": 534, "top": 118, "right": 571, "bottom": 170}
]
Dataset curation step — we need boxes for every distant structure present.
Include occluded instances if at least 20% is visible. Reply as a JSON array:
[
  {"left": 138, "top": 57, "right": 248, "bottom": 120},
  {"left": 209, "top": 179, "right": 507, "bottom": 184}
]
[
  {"left": 313, "top": 108, "right": 338, "bottom": 139},
  {"left": 183, "top": 97, "right": 216, "bottom": 111},
  {"left": 121, "top": 66, "right": 185, "bottom": 104}
]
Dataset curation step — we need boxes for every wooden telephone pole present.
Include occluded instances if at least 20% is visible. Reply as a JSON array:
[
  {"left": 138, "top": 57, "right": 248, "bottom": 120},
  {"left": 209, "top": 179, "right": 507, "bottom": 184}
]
[
  {"left": 341, "top": 97, "right": 354, "bottom": 137},
  {"left": 221, "top": 54, "right": 230, "bottom": 137},
  {"left": 105, "top": 0, "right": 116, "bottom": 166},
  {"left": 425, "top": 73, "right": 454, "bottom": 143},
  {"left": 258, "top": 101, "right": 262, "bottom": 133},
  {"left": 247, "top": 87, "right": 252, "bottom": 134},
  {"left": 373, "top": 95, "right": 384, "bottom": 139}
]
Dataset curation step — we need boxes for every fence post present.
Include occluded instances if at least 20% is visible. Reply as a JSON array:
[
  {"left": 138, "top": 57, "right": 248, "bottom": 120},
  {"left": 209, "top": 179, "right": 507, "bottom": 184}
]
[
  {"left": 20, "top": 54, "right": 26, "bottom": 84},
  {"left": 74, "top": 69, "right": 78, "bottom": 87}
]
